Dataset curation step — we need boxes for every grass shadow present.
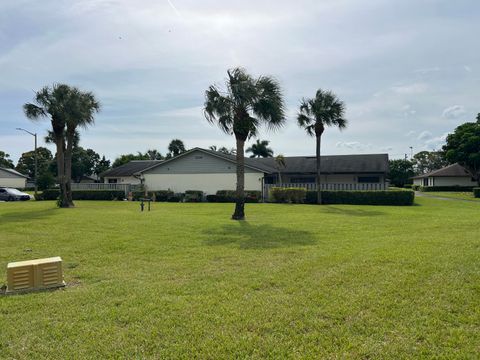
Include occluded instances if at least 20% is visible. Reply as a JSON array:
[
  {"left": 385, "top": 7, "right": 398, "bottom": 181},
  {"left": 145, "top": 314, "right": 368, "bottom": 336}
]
[
  {"left": 320, "top": 206, "right": 385, "bottom": 217},
  {"left": 0, "top": 206, "right": 58, "bottom": 224},
  {"left": 203, "top": 221, "right": 317, "bottom": 249}
]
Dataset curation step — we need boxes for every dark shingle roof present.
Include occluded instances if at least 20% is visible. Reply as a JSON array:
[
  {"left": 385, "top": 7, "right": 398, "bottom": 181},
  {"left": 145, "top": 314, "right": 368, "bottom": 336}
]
[
  {"left": 0, "top": 167, "right": 28, "bottom": 178},
  {"left": 412, "top": 163, "right": 472, "bottom": 179},
  {"left": 100, "top": 160, "right": 163, "bottom": 177},
  {"left": 253, "top": 154, "right": 389, "bottom": 174}
]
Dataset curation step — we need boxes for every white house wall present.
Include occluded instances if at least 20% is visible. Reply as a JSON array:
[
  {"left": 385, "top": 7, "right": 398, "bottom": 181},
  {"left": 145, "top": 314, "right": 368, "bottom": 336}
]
[
  {"left": 0, "top": 177, "right": 27, "bottom": 188},
  {"left": 103, "top": 176, "right": 141, "bottom": 184},
  {"left": 143, "top": 173, "right": 263, "bottom": 194},
  {"left": 432, "top": 176, "right": 477, "bottom": 187}
]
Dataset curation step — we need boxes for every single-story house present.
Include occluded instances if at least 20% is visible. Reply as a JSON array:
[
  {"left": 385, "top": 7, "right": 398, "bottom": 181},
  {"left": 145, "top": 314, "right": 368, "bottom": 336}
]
[
  {"left": 103, "top": 148, "right": 388, "bottom": 195},
  {"left": 100, "top": 160, "right": 163, "bottom": 184},
  {"left": 0, "top": 167, "right": 28, "bottom": 189},
  {"left": 412, "top": 163, "right": 477, "bottom": 187}
]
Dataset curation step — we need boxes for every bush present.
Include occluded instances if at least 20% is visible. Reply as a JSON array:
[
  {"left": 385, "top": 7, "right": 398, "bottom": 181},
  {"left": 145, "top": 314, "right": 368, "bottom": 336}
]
[
  {"left": 270, "top": 187, "right": 306, "bottom": 203},
  {"left": 153, "top": 190, "right": 174, "bottom": 202},
  {"left": 304, "top": 190, "right": 414, "bottom": 206},
  {"left": 403, "top": 184, "right": 413, "bottom": 189},
  {"left": 167, "top": 193, "right": 184, "bottom": 202},
  {"left": 35, "top": 189, "right": 125, "bottom": 201},
  {"left": 214, "top": 190, "right": 261, "bottom": 203},
  {"left": 185, "top": 190, "right": 203, "bottom": 202},
  {"left": 474, "top": 188, "right": 480, "bottom": 198},
  {"left": 206, "top": 194, "right": 218, "bottom": 202},
  {"left": 419, "top": 185, "right": 475, "bottom": 192},
  {"left": 412, "top": 185, "right": 421, "bottom": 191}
]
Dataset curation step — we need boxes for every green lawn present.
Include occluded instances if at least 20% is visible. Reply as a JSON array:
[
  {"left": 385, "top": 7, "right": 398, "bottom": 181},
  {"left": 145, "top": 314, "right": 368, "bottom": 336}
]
[
  {"left": 419, "top": 191, "right": 480, "bottom": 201},
  {"left": 1, "top": 199, "right": 479, "bottom": 358}
]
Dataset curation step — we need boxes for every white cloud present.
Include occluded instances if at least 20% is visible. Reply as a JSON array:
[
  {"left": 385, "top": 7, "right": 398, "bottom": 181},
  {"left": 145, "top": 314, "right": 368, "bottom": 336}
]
[
  {"left": 391, "top": 83, "right": 428, "bottom": 94},
  {"left": 442, "top": 105, "right": 466, "bottom": 119},
  {"left": 417, "top": 131, "right": 432, "bottom": 141},
  {"left": 414, "top": 66, "right": 441, "bottom": 75},
  {"left": 464, "top": 65, "right": 472, "bottom": 72}
]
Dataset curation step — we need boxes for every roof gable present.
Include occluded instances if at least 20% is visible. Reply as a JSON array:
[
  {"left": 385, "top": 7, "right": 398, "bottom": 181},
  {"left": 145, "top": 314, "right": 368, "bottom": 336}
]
[
  {"left": 0, "top": 167, "right": 28, "bottom": 178},
  {"left": 100, "top": 160, "right": 163, "bottom": 177},
  {"left": 412, "top": 163, "right": 472, "bottom": 178}
]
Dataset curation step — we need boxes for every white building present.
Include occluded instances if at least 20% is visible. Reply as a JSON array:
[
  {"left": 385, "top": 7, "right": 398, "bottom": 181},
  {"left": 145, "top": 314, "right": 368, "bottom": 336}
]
[
  {"left": 412, "top": 163, "right": 477, "bottom": 187},
  {"left": 0, "top": 167, "right": 28, "bottom": 188}
]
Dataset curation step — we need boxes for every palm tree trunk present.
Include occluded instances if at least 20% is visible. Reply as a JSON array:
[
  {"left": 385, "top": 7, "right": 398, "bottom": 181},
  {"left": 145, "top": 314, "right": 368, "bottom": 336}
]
[
  {"left": 316, "top": 135, "right": 322, "bottom": 204},
  {"left": 232, "top": 138, "right": 245, "bottom": 220},
  {"left": 55, "top": 136, "right": 69, "bottom": 208},
  {"left": 65, "top": 132, "right": 74, "bottom": 206}
]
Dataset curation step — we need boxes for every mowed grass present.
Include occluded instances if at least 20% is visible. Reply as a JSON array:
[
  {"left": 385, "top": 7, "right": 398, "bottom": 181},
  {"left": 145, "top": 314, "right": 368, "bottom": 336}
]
[
  {"left": 420, "top": 191, "right": 480, "bottom": 201},
  {"left": 1, "top": 199, "right": 479, "bottom": 359}
]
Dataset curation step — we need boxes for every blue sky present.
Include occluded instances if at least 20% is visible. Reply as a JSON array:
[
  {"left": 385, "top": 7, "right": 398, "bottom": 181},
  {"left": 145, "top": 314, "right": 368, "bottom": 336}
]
[{"left": 1, "top": 0, "right": 479, "bottom": 163}]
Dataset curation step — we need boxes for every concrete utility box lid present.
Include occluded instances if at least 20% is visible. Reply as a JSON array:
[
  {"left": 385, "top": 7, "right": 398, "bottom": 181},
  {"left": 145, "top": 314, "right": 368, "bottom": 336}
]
[{"left": 6, "top": 256, "right": 65, "bottom": 294}]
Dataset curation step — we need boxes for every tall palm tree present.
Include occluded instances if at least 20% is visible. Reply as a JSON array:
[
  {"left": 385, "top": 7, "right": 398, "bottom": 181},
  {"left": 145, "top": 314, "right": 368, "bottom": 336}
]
[
  {"left": 204, "top": 67, "right": 285, "bottom": 220},
  {"left": 65, "top": 89, "right": 100, "bottom": 205},
  {"left": 246, "top": 139, "right": 274, "bottom": 158},
  {"left": 297, "top": 89, "right": 347, "bottom": 204},
  {"left": 168, "top": 139, "right": 186, "bottom": 157},
  {"left": 23, "top": 84, "right": 73, "bottom": 207}
]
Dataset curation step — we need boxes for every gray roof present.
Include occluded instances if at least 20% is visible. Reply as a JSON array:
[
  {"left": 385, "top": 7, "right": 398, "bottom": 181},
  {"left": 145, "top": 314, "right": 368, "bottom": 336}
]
[
  {"left": 0, "top": 167, "right": 28, "bottom": 178},
  {"left": 139, "top": 148, "right": 388, "bottom": 175},
  {"left": 100, "top": 160, "right": 163, "bottom": 177},
  {"left": 253, "top": 153, "right": 389, "bottom": 174},
  {"left": 412, "top": 163, "right": 472, "bottom": 179}
]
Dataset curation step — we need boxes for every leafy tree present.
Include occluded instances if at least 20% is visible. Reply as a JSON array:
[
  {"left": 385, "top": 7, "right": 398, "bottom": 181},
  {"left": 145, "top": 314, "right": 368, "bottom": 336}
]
[
  {"left": 37, "top": 171, "right": 55, "bottom": 190},
  {"left": 443, "top": 114, "right": 480, "bottom": 184},
  {"left": 246, "top": 139, "right": 274, "bottom": 158},
  {"left": 205, "top": 67, "right": 285, "bottom": 220},
  {"left": 297, "top": 89, "right": 347, "bottom": 204},
  {"left": 112, "top": 153, "right": 150, "bottom": 168},
  {"left": 15, "top": 147, "right": 53, "bottom": 179},
  {"left": 0, "top": 151, "right": 14, "bottom": 169},
  {"left": 389, "top": 159, "right": 414, "bottom": 187},
  {"left": 23, "top": 84, "right": 99, "bottom": 207},
  {"left": 95, "top": 156, "right": 111, "bottom": 176},
  {"left": 209, "top": 145, "right": 236, "bottom": 155},
  {"left": 412, "top": 150, "right": 448, "bottom": 175},
  {"left": 145, "top": 149, "right": 163, "bottom": 160},
  {"left": 167, "top": 139, "right": 186, "bottom": 158}
]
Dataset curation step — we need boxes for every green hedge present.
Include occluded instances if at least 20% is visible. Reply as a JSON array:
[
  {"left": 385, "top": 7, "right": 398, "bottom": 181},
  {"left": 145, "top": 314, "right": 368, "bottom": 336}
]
[
  {"left": 131, "top": 190, "right": 175, "bottom": 202},
  {"left": 185, "top": 190, "right": 203, "bottom": 202},
  {"left": 35, "top": 189, "right": 125, "bottom": 201},
  {"left": 211, "top": 190, "right": 261, "bottom": 203},
  {"left": 270, "top": 187, "right": 306, "bottom": 203},
  {"left": 302, "top": 190, "right": 414, "bottom": 206},
  {"left": 474, "top": 188, "right": 480, "bottom": 198},
  {"left": 418, "top": 185, "right": 476, "bottom": 192}
]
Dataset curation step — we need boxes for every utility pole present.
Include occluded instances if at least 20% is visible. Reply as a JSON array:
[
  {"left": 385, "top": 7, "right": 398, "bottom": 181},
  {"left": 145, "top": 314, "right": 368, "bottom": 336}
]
[
  {"left": 16, "top": 128, "right": 38, "bottom": 196},
  {"left": 409, "top": 146, "right": 413, "bottom": 159}
]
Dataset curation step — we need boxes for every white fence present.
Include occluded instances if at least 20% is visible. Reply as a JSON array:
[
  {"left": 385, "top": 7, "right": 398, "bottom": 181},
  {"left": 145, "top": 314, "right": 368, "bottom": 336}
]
[
  {"left": 264, "top": 182, "right": 386, "bottom": 199},
  {"left": 70, "top": 183, "right": 142, "bottom": 194}
]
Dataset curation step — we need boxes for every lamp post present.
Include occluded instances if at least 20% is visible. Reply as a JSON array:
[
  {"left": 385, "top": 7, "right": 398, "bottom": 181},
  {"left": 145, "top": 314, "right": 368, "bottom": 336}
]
[{"left": 16, "top": 128, "right": 38, "bottom": 196}]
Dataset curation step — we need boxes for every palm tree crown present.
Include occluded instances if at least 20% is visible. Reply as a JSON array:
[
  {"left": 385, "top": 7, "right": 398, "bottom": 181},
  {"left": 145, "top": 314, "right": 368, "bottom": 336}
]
[
  {"left": 246, "top": 140, "right": 274, "bottom": 158},
  {"left": 297, "top": 89, "right": 347, "bottom": 137}
]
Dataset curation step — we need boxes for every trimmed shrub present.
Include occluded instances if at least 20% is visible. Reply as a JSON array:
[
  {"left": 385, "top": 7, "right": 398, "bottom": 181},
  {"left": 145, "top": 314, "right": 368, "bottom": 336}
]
[
  {"left": 167, "top": 193, "right": 184, "bottom": 202},
  {"left": 206, "top": 194, "right": 218, "bottom": 202},
  {"left": 270, "top": 187, "right": 306, "bottom": 203},
  {"left": 304, "top": 190, "right": 414, "bottom": 206},
  {"left": 153, "top": 190, "right": 175, "bottom": 202},
  {"left": 35, "top": 189, "right": 125, "bottom": 201},
  {"left": 473, "top": 188, "right": 480, "bottom": 198},
  {"left": 215, "top": 190, "right": 261, "bottom": 203},
  {"left": 185, "top": 190, "right": 203, "bottom": 202},
  {"left": 403, "top": 184, "right": 413, "bottom": 189},
  {"left": 412, "top": 185, "right": 421, "bottom": 191},
  {"left": 420, "top": 185, "right": 476, "bottom": 192}
]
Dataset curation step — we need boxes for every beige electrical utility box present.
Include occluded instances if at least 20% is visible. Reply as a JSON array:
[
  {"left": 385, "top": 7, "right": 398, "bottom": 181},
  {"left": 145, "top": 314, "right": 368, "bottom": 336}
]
[{"left": 7, "top": 257, "right": 65, "bottom": 293}]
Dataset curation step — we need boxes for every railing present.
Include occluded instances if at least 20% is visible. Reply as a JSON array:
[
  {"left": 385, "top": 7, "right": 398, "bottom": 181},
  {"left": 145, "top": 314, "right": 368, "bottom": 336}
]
[
  {"left": 70, "top": 183, "right": 142, "bottom": 194},
  {"left": 263, "top": 182, "right": 386, "bottom": 200}
]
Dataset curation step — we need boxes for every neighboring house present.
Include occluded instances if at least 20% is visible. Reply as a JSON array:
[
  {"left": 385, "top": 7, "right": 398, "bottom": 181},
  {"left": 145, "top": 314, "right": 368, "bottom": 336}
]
[
  {"left": 0, "top": 167, "right": 28, "bottom": 188},
  {"left": 412, "top": 163, "right": 477, "bottom": 187},
  {"left": 100, "top": 160, "right": 163, "bottom": 185},
  {"left": 125, "top": 148, "right": 389, "bottom": 194}
]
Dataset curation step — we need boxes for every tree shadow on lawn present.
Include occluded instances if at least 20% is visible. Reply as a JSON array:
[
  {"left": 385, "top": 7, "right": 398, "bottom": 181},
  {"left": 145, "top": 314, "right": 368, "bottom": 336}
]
[
  {"left": 203, "top": 221, "right": 317, "bottom": 249},
  {"left": 320, "top": 206, "right": 385, "bottom": 217},
  {"left": 0, "top": 207, "right": 58, "bottom": 224}
]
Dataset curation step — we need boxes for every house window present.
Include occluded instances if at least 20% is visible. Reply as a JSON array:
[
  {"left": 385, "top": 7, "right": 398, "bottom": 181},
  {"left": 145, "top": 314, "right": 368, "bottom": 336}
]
[
  {"left": 358, "top": 176, "right": 380, "bottom": 183},
  {"left": 108, "top": 179, "right": 118, "bottom": 184},
  {"left": 290, "top": 177, "right": 316, "bottom": 183},
  {"left": 264, "top": 176, "right": 276, "bottom": 184}
]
